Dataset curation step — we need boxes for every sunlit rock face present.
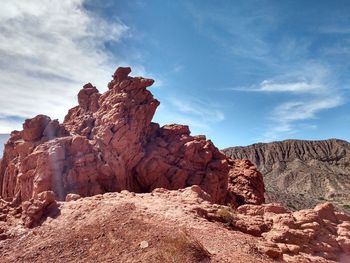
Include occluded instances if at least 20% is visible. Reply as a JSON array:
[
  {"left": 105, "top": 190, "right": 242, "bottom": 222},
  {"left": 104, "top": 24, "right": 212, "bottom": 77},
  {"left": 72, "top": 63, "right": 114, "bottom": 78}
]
[
  {"left": 0, "top": 67, "right": 237, "bottom": 203},
  {"left": 226, "top": 159, "right": 265, "bottom": 206}
]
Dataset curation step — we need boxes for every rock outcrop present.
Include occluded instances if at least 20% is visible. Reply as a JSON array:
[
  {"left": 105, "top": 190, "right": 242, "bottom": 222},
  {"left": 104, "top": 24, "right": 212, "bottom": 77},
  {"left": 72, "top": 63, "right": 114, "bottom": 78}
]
[
  {"left": 226, "top": 159, "right": 265, "bottom": 206},
  {"left": 237, "top": 202, "right": 350, "bottom": 262},
  {"left": 195, "top": 192, "right": 350, "bottom": 262},
  {"left": 223, "top": 139, "right": 350, "bottom": 213},
  {"left": 235, "top": 203, "right": 350, "bottom": 262},
  {"left": 21, "top": 190, "right": 58, "bottom": 228},
  {"left": 0, "top": 67, "right": 232, "bottom": 204}
]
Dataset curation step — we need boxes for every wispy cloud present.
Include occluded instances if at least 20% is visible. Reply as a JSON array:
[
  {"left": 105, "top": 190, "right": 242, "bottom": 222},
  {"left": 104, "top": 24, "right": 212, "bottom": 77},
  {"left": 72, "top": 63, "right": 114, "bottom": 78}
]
[
  {"left": 186, "top": 1, "right": 350, "bottom": 144},
  {"left": 227, "top": 62, "right": 345, "bottom": 141},
  {"left": 259, "top": 64, "right": 344, "bottom": 141},
  {"left": 258, "top": 81, "right": 315, "bottom": 93},
  {"left": 231, "top": 81, "right": 318, "bottom": 94},
  {"left": 0, "top": 116, "right": 22, "bottom": 134},
  {"left": 320, "top": 38, "right": 350, "bottom": 56},
  {"left": 186, "top": 2, "right": 277, "bottom": 64},
  {"left": 262, "top": 96, "right": 343, "bottom": 141},
  {"left": 171, "top": 98, "right": 224, "bottom": 122},
  {"left": 230, "top": 62, "right": 331, "bottom": 94},
  {"left": 154, "top": 97, "right": 225, "bottom": 135},
  {"left": 271, "top": 96, "right": 343, "bottom": 123},
  {"left": 0, "top": 0, "right": 148, "bottom": 133}
]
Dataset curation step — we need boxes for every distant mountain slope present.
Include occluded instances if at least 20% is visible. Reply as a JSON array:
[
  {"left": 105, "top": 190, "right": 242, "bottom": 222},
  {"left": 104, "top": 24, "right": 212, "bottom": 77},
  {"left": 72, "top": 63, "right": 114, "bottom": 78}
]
[
  {"left": 0, "top": 134, "right": 10, "bottom": 158},
  {"left": 223, "top": 139, "right": 350, "bottom": 213}
]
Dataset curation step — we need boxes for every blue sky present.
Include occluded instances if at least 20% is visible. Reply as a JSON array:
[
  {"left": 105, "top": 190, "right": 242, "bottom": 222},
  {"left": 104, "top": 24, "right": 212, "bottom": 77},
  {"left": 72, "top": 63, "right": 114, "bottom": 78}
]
[{"left": 0, "top": 0, "right": 349, "bottom": 148}]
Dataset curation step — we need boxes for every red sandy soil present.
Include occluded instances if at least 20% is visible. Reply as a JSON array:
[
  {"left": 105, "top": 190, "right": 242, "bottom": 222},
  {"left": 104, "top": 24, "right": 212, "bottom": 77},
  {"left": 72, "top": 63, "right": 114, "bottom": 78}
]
[{"left": 0, "top": 188, "right": 273, "bottom": 263}]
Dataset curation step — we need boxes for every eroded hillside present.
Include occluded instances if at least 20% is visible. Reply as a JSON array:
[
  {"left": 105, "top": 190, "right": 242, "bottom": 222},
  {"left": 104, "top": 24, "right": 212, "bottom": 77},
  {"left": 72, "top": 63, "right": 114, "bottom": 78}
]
[{"left": 224, "top": 139, "right": 350, "bottom": 213}]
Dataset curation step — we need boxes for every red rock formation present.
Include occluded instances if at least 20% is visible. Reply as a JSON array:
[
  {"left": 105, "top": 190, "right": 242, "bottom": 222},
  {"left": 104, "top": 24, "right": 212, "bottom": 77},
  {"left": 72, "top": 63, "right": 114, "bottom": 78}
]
[
  {"left": 21, "top": 190, "right": 58, "bottom": 227},
  {"left": 198, "top": 196, "right": 350, "bottom": 262},
  {"left": 234, "top": 202, "right": 350, "bottom": 262},
  {"left": 226, "top": 159, "right": 265, "bottom": 206},
  {"left": 0, "top": 67, "right": 229, "bottom": 204}
]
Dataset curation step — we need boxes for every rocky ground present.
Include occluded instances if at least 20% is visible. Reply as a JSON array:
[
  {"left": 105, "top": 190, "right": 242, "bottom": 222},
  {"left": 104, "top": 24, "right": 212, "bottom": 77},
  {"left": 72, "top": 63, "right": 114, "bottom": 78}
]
[
  {"left": 0, "top": 186, "right": 349, "bottom": 263},
  {"left": 0, "top": 187, "right": 272, "bottom": 263}
]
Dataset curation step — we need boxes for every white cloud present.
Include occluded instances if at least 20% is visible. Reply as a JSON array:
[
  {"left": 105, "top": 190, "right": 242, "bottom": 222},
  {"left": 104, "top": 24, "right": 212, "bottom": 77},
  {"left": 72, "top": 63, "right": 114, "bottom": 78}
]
[
  {"left": 321, "top": 39, "right": 350, "bottom": 56},
  {"left": 153, "top": 97, "right": 225, "bottom": 135},
  {"left": 230, "top": 81, "right": 318, "bottom": 93},
  {"left": 258, "top": 80, "right": 317, "bottom": 93},
  {"left": 271, "top": 96, "right": 343, "bottom": 123},
  {"left": 171, "top": 98, "right": 225, "bottom": 122},
  {"left": 241, "top": 63, "right": 345, "bottom": 142},
  {"left": 186, "top": 2, "right": 348, "bottom": 143},
  {"left": 0, "top": 118, "right": 22, "bottom": 134},
  {"left": 261, "top": 95, "right": 343, "bottom": 141},
  {"left": 0, "top": 0, "right": 129, "bottom": 132},
  {"left": 231, "top": 62, "right": 332, "bottom": 94}
]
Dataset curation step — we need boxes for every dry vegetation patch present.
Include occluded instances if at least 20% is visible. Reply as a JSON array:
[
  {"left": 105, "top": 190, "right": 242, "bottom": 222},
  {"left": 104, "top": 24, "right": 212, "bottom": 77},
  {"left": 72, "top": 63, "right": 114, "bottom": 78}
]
[{"left": 150, "top": 230, "right": 211, "bottom": 263}]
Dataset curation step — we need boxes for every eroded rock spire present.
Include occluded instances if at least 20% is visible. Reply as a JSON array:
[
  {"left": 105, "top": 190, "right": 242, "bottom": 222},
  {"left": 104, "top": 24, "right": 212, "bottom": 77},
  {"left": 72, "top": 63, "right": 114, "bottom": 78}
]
[{"left": 1, "top": 67, "right": 256, "bottom": 205}]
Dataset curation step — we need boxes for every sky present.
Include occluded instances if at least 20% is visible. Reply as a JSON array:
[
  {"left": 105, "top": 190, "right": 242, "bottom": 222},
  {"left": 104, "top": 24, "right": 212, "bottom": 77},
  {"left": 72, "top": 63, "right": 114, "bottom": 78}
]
[{"left": 0, "top": 0, "right": 349, "bottom": 149}]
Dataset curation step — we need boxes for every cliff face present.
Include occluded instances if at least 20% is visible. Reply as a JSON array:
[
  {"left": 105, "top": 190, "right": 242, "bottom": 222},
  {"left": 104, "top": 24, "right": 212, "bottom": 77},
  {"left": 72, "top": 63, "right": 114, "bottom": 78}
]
[
  {"left": 0, "top": 67, "right": 264, "bottom": 207},
  {"left": 223, "top": 139, "right": 350, "bottom": 213},
  {"left": 0, "top": 68, "right": 227, "bottom": 203}
]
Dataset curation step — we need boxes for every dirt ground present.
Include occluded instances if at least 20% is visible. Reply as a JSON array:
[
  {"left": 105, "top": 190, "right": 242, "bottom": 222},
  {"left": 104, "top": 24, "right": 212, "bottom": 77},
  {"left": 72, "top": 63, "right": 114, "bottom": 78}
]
[{"left": 0, "top": 190, "right": 274, "bottom": 263}]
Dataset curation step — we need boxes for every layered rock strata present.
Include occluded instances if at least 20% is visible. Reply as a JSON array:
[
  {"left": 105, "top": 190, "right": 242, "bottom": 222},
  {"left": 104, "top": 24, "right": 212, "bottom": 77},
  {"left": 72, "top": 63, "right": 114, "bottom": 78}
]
[{"left": 223, "top": 139, "right": 350, "bottom": 212}]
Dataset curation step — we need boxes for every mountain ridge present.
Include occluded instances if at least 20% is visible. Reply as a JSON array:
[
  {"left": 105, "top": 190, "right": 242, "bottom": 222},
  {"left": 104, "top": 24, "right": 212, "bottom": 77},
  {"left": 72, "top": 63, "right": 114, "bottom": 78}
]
[{"left": 223, "top": 138, "right": 350, "bottom": 213}]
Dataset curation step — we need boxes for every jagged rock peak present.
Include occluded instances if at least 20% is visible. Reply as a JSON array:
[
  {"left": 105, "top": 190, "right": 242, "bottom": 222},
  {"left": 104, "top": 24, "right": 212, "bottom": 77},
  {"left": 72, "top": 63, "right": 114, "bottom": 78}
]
[{"left": 1, "top": 67, "right": 259, "bottom": 206}]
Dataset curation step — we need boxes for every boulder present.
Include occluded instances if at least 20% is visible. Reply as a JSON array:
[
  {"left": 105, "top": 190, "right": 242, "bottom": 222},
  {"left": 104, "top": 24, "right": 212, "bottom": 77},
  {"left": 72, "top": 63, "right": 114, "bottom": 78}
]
[
  {"left": 21, "top": 191, "right": 58, "bottom": 227},
  {"left": 226, "top": 159, "right": 265, "bottom": 206}
]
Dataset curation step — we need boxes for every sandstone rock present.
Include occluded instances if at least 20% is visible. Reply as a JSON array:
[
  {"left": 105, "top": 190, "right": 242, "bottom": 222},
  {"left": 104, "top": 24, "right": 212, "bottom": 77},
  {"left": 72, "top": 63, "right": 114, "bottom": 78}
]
[
  {"left": 22, "top": 115, "right": 51, "bottom": 141},
  {"left": 256, "top": 242, "right": 282, "bottom": 259},
  {"left": 21, "top": 191, "right": 58, "bottom": 227},
  {"left": 232, "top": 202, "right": 350, "bottom": 262},
  {"left": 113, "top": 67, "right": 132, "bottom": 82},
  {"left": 314, "top": 202, "right": 338, "bottom": 223},
  {"left": 65, "top": 193, "right": 81, "bottom": 202},
  {"left": 198, "top": 197, "right": 350, "bottom": 261},
  {"left": 0, "top": 68, "right": 231, "bottom": 204},
  {"left": 226, "top": 159, "right": 265, "bottom": 206},
  {"left": 0, "top": 67, "right": 348, "bottom": 263},
  {"left": 78, "top": 83, "right": 100, "bottom": 112}
]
